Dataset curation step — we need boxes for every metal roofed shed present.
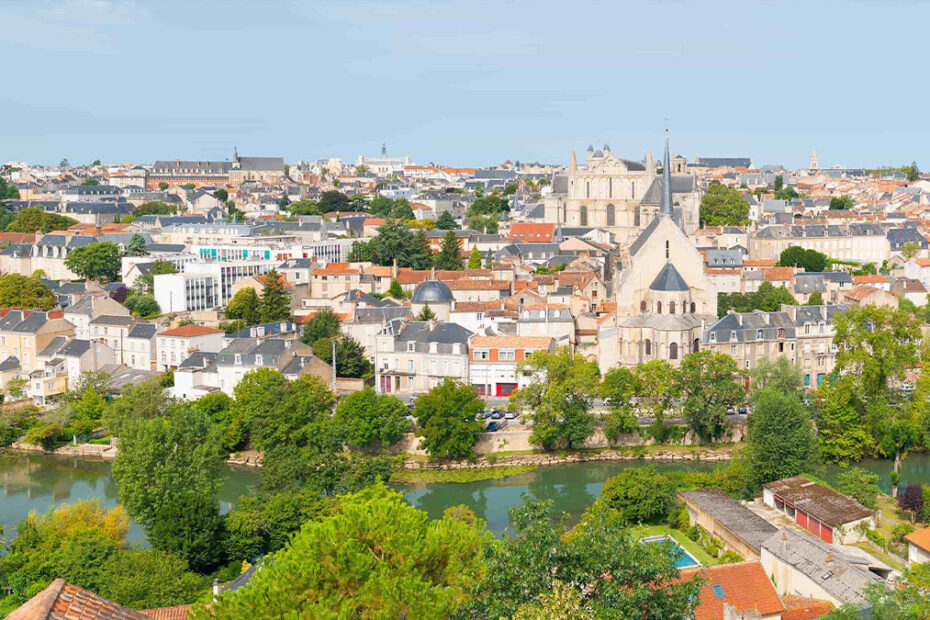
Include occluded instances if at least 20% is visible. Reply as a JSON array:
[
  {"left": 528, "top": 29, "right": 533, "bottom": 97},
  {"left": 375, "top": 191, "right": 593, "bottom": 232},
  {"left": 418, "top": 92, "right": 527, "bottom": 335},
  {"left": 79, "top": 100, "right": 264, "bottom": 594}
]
[{"left": 763, "top": 476, "right": 874, "bottom": 545}]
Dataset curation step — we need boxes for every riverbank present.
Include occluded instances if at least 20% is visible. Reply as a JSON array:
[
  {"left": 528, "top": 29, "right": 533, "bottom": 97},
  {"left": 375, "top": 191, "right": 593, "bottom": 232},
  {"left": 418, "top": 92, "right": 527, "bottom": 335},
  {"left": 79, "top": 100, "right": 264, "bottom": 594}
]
[
  {"left": 390, "top": 464, "right": 538, "bottom": 484},
  {"left": 397, "top": 443, "right": 740, "bottom": 471}
]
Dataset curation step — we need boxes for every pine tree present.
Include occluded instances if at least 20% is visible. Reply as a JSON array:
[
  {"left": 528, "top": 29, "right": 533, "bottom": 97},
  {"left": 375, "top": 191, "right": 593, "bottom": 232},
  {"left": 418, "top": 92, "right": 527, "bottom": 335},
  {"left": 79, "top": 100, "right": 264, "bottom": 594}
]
[
  {"left": 467, "top": 247, "right": 482, "bottom": 269},
  {"left": 260, "top": 269, "right": 291, "bottom": 322},
  {"left": 416, "top": 303, "right": 437, "bottom": 321},
  {"left": 434, "top": 230, "right": 463, "bottom": 270},
  {"left": 125, "top": 233, "right": 149, "bottom": 257},
  {"left": 387, "top": 278, "right": 404, "bottom": 299}
]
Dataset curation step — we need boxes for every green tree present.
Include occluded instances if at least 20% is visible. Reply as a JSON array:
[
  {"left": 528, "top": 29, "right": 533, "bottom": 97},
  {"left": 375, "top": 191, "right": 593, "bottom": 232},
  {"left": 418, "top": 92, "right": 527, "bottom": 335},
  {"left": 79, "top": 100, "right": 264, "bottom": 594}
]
[
  {"left": 750, "top": 357, "right": 804, "bottom": 400},
  {"left": 317, "top": 190, "right": 349, "bottom": 212},
  {"left": 286, "top": 199, "right": 322, "bottom": 216},
  {"left": 511, "top": 349, "right": 600, "bottom": 450},
  {"left": 836, "top": 467, "right": 882, "bottom": 509},
  {"left": 347, "top": 239, "right": 375, "bottom": 262},
  {"left": 103, "top": 377, "right": 173, "bottom": 437},
  {"left": 81, "top": 177, "right": 100, "bottom": 185},
  {"left": 300, "top": 307, "right": 341, "bottom": 346},
  {"left": 213, "top": 189, "right": 228, "bottom": 203},
  {"left": 598, "top": 466, "right": 676, "bottom": 524},
  {"left": 467, "top": 213, "right": 499, "bottom": 234},
  {"left": 225, "top": 287, "right": 261, "bottom": 325},
  {"left": 7, "top": 207, "right": 78, "bottom": 233},
  {"left": 460, "top": 496, "right": 701, "bottom": 619},
  {"left": 259, "top": 269, "right": 290, "bottom": 322},
  {"left": 372, "top": 220, "right": 432, "bottom": 268},
  {"left": 829, "top": 195, "right": 855, "bottom": 210},
  {"left": 335, "top": 387, "right": 409, "bottom": 449},
  {"left": 600, "top": 367, "right": 638, "bottom": 440},
  {"left": 415, "top": 302, "right": 437, "bottom": 321},
  {"left": 158, "top": 181, "right": 169, "bottom": 190},
  {"left": 778, "top": 246, "right": 828, "bottom": 272},
  {"left": 0, "top": 273, "right": 57, "bottom": 310},
  {"left": 807, "top": 290, "right": 824, "bottom": 305},
  {"left": 746, "top": 386, "right": 819, "bottom": 485},
  {"left": 124, "top": 233, "right": 148, "bottom": 257},
  {"left": 133, "top": 201, "right": 177, "bottom": 216},
  {"left": 414, "top": 379, "right": 484, "bottom": 459},
  {"left": 829, "top": 562, "right": 930, "bottom": 619},
  {"left": 124, "top": 294, "right": 160, "bottom": 316},
  {"left": 717, "top": 281, "right": 799, "bottom": 317},
  {"left": 136, "top": 258, "right": 178, "bottom": 294},
  {"left": 774, "top": 175, "right": 784, "bottom": 192},
  {"left": 833, "top": 304, "right": 921, "bottom": 398},
  {"left": 64, "top": 242, "right": 121, "bottom": 282},
  {"left": 387, "top": 278, "right": 404, "bottom": 299},
  {"left": 633, "top": 359, "right": 681, "bottom": 434},
  {"left": 112, "top": 406, "right": 226, "bottom": 571},
  {"left": 436, "top": 211, "right": 458, "bottom": 230},
  {"left": 467, "top": 246, "right": 482, "bottom": 269},
  {"left": 678, "top": 350, "right": 744, "bottom": 443},
  {"left": 699, "top": 182, "right": 750, "bottom": 226},
  {"left": 434, "top": 229, "right": 464, "bottom": 270},
  {"left": 315, "top": 335, "right": 373, "bottom": 378},
  {"left": 195, "top": 485, "right": 490, "bottom": 620},
  {"left": 817, "top": 375, "right": 874, "bottom": 464}
]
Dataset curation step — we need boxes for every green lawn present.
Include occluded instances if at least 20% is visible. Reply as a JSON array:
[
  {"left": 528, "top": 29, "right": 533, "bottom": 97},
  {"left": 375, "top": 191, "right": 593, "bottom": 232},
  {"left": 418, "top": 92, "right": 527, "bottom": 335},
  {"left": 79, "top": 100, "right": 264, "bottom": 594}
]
[
  {"left": 631, "top": 525, "right": 720, "bottom": 567},
  {"left": 851, "top": 541, "right": 905, "bottom": 572}
]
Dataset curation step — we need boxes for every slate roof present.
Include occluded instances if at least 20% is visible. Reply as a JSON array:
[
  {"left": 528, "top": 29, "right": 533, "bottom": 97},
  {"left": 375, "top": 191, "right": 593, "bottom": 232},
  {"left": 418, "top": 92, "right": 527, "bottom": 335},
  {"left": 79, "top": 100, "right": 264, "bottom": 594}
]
[
  {"left": 392, "top": 321, "right": 472, "bottom": 353},
  {"left": 59, "top": 339, "right": 91, "bottom": 357},
  {"left": 128, "top": 323, "right": 158, "bottom": 339},
  {"left": 764, "top": 476, "right": 873, "bottom": 527},
  {"left": 761, "top": 528, "right": 881, "bottom": 605},
  {"left": 639, "top": 174, "right": 696, "bottom": 205},
  {"left": 412, "top": 280, "right": 454, "bottom": 303},
  {"left": 354, "top": 306, "right": 412, "bottom": 324},
  {"left": 90, "top": 315, "right": 134, "bottom": 327},
  {"left": 39, "top": 336, "right": 68, "bottom": 358},
  {"left": 680, "top": 489, "right": 777, "bottom": 553},
  {"left": 650, "top": 262, "right": 690, "bottom": 291},
  {"left": 0, "top": 356, "right": 21, "bottom": 372}
]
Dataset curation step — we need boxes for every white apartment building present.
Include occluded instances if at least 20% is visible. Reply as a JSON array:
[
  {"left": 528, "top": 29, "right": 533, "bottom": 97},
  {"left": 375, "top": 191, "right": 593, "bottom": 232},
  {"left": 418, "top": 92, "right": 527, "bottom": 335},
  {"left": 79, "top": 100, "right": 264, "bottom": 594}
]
[
  {"left": 155, "top": 325, "right": 226, "bottom": 370},
  {"left": 153, "top": 259, "right": 278, "bottom": 312}
]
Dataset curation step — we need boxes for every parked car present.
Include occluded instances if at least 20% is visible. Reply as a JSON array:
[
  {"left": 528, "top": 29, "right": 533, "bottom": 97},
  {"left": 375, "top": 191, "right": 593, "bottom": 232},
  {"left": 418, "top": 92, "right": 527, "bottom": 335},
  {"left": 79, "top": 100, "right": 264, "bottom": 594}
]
[
  {"left": 486, "top": 421, "right": 500, "bottom": 432},
  {"left": 490, "top": 410, "right": 505, "bottom": 419},
  {"left": 478, "top": 409, "right": 492, "bottom": 419},
  {"left": 504, "top": 411, "right": 518, "bottom": 420}
]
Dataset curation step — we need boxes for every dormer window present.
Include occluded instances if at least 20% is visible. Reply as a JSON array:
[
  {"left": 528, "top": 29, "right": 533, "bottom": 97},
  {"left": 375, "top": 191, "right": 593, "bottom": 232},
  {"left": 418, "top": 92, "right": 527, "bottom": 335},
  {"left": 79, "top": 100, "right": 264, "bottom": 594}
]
[
  {"left": 234, "top": 354, "right": 242, "bottom": 365},
  {"left": 406, "top": 341, "right": 415, "bottom": 352},
  {"left": 757, "top": 329, "right": 764, "bottom": 339},
  {"left": 255, "top": 354, "right": 263, "bottom": 366}
]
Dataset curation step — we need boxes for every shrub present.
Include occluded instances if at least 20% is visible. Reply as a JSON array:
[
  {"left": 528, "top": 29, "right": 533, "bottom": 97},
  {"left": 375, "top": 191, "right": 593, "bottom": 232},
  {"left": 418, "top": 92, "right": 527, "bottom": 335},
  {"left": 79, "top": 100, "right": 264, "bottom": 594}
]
[
  {"left": 866, "top": 528, "right": 886, "bottom": 548},
  {"left": 670, "top": 506, "right": 691, "bottom": 531},
  {"left": 899, "top": 484, "right": 925, "bottom": 516},
  {"left": 891, "top": 523, "right": 915, "bottom": 544},
  {"left": 23, "top": 422, "right": 63, "bottom": 450},
  {"left": 836, "top": 467, "right": 882, "bottom": 509},
  {"left": 687, "top": 526, "right": 700, "bottom": 541},
  {"left": 718, "top": 550, "right": 743, "bottom": 564},
  {"left": 598, "top": 466, "right": 676, "bottom": 524}
]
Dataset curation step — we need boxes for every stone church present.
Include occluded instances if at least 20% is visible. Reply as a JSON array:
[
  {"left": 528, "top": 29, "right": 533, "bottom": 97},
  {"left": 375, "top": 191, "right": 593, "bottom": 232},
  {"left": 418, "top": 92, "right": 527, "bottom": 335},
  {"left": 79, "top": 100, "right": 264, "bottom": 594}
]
[
  {"left": 597, "top": 132, "right": 717, "bottom": 369},
  {"left": 544, "top": 138, "right": 701, "bottom": 244}
]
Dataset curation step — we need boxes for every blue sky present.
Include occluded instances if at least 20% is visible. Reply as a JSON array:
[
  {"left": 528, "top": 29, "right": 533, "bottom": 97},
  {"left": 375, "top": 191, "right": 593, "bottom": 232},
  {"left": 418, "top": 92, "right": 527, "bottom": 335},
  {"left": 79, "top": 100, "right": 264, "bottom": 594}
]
[{"left": 0, "top": 0, "right": 925, "bottom": 169}]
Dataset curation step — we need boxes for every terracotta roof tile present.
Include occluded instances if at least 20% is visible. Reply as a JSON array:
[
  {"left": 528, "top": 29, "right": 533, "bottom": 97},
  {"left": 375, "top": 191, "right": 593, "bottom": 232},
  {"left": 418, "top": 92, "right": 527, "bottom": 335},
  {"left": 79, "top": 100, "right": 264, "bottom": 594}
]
[
  {"left": 7, "top": 579, "right": 150, "bottom": 619},
  {"left": 781, "top": 594, "right": 835, "bottom": 619},
  {"left": 158, "top": 324, "right": 225, "bottom": 337},
  {"left": 905, "top": 525, "right": 930, "bottom": 553},
  {"left": 446, "top": 278, "right": 510, "bottom": 291},
  {"left": 678, "top": 561, "right": 784, "bottom": 620},
  {"left": 762, "top": 267, "right": 794, "bottom": 281},
  {"left": 852, "top": 274, "right": 887, "bottom": 284}
]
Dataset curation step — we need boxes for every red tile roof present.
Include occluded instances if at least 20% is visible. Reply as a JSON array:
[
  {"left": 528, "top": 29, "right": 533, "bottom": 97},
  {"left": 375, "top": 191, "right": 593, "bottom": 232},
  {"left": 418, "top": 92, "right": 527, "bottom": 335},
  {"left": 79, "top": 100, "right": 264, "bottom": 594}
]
[
  {"left": 905, "top": 525, "right": 930, "bottom": 553},
  {"left": 761, "top": 267, "right": 794, "bottom": 281},
  {"left": 852, "top": 274, "right": 887, "bottom": 284},
  {"left": 7, "top": 578, "right": 149, "bottom": 619},
  {"left": 678, "top": 561, "right": 784, "bottom": 620},
  {"left": 781, "top": 595, "right": 835, "bottom": 619},
  {"left": 510, "top": 222, "right": 556, "bottom": 242},
  {"left": 158, "top": 324, "right": 225, "bottom": 337},
  {"left": 255, "top": 273, "right": 294, "bottom": 288}
]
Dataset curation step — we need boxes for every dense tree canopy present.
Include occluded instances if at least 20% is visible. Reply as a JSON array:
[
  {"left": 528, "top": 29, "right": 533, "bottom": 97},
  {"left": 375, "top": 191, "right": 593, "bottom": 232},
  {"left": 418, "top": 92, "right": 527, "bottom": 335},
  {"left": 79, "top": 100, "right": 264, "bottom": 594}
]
[
  {"left": 414, "top": 379, "right": 484, "bottom": 459},
  {"left": 300, "top": 306, "right": 341, "bottom": 346},
  {"left": 0, "top": 273, "right": 57, "bottom": 310},
  {"left": 64, "top": 241, "right": 122, "bottom": 282},
  {"left": 699, "top": 182, "right": 750, "bottom": 226},
  {"left": 434, "top": 229, "right": 464, "bottom": 270},
  {"left": 678, "top": 350, "right": 745, "bottom": 442},
  {"left": 717, "top": 281, "right": 798, "bottom": 317},
  {"left": 133, "top": 201, "right": 177, "bottom": 216},
  {"left": 225, "top": 287, "right": 261, "bottom": 325},
  {"left": 112, "top": 406, "right": 227, "bottom": 571},
  {"left": 7, "top": 207, "right": 77, "bottom": 233},
  {"left": 435, "top": 210, "right": 458, "bottom": 230},
  {"left": 829, "top": 195, "right": 855, "bottom": 210},
  {"left": 778, "top": 246, "right": 828, "bottom": 272},
  {"left": 196, "top": 486, "right": 491, "bottom": 620},
  {"left": 511, "top": 348, "right": 601, "bottom": 450},
  {"left": 258, "top": 269, "right": 291, "bottom": 322},
  {"left": 335, "top": 387, "right": 409, "bottom": 449}
]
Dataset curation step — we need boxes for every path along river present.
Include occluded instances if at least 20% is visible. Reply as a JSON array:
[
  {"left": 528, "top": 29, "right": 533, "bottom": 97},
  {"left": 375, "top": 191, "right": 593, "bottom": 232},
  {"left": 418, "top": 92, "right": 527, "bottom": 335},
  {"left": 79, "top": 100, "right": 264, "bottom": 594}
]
[{"left": 1, "top": 452, "right": 929, "bottom": 541}]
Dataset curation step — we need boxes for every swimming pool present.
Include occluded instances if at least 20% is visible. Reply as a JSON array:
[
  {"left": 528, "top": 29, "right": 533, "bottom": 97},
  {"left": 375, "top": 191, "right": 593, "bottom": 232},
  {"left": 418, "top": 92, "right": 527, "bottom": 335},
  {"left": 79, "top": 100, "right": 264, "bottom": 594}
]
[{"left": 641, "top": 535, "right": 701, "bottom": 569}]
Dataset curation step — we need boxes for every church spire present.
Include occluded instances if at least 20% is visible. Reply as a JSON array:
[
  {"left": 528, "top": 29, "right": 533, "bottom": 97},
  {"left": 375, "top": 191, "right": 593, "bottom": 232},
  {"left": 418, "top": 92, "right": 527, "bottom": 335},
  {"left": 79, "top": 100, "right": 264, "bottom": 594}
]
[
  {"left": 661, "top": 128, "right": 673, "bottom": 216},
  {"left": 570, "top": 149, "right": 577, "bottom": 172}
]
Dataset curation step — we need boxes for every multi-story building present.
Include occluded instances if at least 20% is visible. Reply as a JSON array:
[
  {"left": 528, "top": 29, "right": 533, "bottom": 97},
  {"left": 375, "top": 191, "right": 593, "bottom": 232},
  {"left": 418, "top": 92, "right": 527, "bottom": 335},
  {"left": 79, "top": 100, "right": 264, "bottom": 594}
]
[
  {"left": 374, "top": 319, "right": 471, "bottom": 396},
  {"left": 153, "top": 259, "right": 278, "bottom": 312},
  {"left": 468, "top": 335, "right": 554, "bottom": 397},
  {"left": 702, "top": 304, "right": 847, "bottom": 388},
  {"left": 214, "top": 338, "right": 329, "bottom": 396},
  {"left": 0, "top": 310, "right": 75, "bottom": 382},
  {"left": 155, "top": 324, "right": 226, "bottom": 370},
  {"left": 751, "top": 224, "right": 890, "bottom": 264},
  {"left": 147, "top": 149, "right": 284, "bottom": 189}
]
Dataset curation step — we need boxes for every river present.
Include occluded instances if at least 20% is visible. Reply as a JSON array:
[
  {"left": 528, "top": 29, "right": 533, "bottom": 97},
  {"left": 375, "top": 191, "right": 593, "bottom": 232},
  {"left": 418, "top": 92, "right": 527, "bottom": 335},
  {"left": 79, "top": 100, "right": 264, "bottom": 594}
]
[{"left": 1, "top": 452, "right": 929, "bottom": 541}]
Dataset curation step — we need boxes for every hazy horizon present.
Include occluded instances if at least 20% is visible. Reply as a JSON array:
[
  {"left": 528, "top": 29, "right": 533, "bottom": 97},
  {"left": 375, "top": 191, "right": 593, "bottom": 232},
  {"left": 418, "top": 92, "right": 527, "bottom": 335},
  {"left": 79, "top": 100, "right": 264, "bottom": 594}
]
[{"left": 1, "top": 0, "right": 927, "bottom": 170}]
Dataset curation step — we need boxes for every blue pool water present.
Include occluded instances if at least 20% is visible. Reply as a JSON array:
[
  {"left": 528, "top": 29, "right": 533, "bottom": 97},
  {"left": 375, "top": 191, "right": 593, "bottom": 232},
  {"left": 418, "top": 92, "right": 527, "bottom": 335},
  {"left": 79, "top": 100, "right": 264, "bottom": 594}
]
[{"left": 643, "top": 536, "right": 701, "bottom": 569}]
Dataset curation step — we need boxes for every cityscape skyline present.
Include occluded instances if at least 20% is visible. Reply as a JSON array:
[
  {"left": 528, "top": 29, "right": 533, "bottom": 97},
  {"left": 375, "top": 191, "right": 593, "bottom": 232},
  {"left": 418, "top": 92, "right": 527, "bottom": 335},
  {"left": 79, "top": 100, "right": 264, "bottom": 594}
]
[{"left": 1, "top": 0, "right": 928, "bottom": 169}]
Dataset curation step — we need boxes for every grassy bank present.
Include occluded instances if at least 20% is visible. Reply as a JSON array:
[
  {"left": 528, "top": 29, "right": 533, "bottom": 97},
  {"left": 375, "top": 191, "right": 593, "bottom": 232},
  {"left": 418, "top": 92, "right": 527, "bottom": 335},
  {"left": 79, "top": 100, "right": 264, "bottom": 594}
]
[{"left": 390, "top": 464, "right": 538, "bottom": 484}]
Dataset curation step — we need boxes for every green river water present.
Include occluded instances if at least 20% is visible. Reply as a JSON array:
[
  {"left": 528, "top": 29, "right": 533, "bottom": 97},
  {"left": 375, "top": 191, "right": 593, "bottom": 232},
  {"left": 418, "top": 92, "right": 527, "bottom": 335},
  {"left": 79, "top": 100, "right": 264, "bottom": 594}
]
[{"left": 1, "top": 452, "right": 929, "bottom": 541}]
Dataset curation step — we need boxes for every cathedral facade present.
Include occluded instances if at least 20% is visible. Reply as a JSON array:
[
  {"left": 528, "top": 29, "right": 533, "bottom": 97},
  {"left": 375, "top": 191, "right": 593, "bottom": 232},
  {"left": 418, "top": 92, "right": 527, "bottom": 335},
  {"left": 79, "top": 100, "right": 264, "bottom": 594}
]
[
  {"left": 544, "top": 143, "right": 701, "bottom": 244},
  {"left": 597, "top": 132, "right": 717, "bottom": 369}
]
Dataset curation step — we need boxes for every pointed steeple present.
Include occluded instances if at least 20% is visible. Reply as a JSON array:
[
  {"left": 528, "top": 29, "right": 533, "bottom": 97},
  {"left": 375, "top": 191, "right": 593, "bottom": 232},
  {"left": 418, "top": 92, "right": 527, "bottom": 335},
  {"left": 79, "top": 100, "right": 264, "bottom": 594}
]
[
  {"left": 381, "top": 143, "right": 388, "bottom": 158},
  {"left": 570, "top": 150, "right": 577, "bottom": 172},
  {"left": 661, "top": 128, "right": 673, "bottom": 216},
  {"left": 233, "top": 146, "right": 239, "bottom": 162}
]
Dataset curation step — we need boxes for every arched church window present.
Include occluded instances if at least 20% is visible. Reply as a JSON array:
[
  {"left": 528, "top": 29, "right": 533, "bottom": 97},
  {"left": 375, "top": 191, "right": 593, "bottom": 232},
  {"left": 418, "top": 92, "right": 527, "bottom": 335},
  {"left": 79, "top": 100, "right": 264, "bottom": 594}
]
[
  {"left": 693, "top": 338, "right": 700, "bottom": 353},
  {"left": 609, "top": 178, "right": 613, "bottom": 198},
  {"left": 606, "top": 204, "right": 615, "bottom": 227},
  {"left": 640, "top": 300, "right": 647, "bottom": 313},
  {"left": 580, "top": 205, "right": 588, "bottom": 226},
  {"left": 669, "top": 301, "right": 676, "bottom": 315},
  {"left": 634, "top": 206, "right": 640, "bottom": 227},
  {"left": 690, "top": 302, "right": 696, "bottom": 314},
  {"left": 631, "top": 181, "right": 635, "bottom": 197},
  {"left": 645, "top": 339, "right": 652, "bottom": 356},
  {"left": 656, "top": 301, "right": 662, "bottom": 314},
  {"left": 665, "top": 240, "right": 670, "bottom": 260},
  {"left": 586, "top": 181, "right": 590, "bottom": 198},
  {"left": 669, "top": 342, "right": 678, "bottom": 360}
]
